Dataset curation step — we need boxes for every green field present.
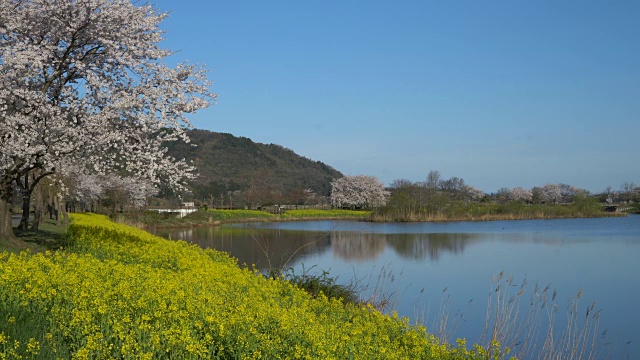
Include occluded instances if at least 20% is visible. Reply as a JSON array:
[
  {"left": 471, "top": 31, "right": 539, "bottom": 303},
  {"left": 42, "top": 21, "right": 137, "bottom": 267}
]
[
  {"left": 136, "top": 209, "right": 371, "bottom": 228},
  {"left": 280, "top": 209, "right": 371, "bottom": 220}
]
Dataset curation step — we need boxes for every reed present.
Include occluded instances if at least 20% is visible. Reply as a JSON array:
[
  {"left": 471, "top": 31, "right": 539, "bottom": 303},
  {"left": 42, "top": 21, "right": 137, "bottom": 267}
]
[{"left": 484, "top": 273, "right": 607, "bottom": 359}]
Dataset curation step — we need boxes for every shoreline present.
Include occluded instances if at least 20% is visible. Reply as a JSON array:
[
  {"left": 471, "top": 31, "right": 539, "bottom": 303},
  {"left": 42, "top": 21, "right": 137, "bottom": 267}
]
[
  {"left": 140, "top": 215, "right": 372, "bottom": 230},
  {"left": 368, "top": 212, "right": 627, "bottom": 223},
  {"left": 133, "top": 210, "right": 628, "bottom": 230}
]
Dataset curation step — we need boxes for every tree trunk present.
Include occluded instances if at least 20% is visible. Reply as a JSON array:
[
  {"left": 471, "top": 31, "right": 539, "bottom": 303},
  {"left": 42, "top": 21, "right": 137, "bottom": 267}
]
[
  {"left": 31, "top": 184, "right": 45, "bottom": 230},
  {"left": 0, "top": 197, "right": 17, "bottom": 241},
  {"left": 18, "top": 173, "right": 31, "bottom": 231},
  {"left": 55, "top": 196, "right": 61, "bottom": 227},
  {"left": 17, "top": 170, "right": 52, "bottom": 231},
  {"left": 0, "top": 187, "right": 26, "bottom": 249},
  {"left": 62, "top": 200, "right": 69, "bottom": 225},
  {"left": 18, "top": 194, "right": 30, "bottom": 230},
  {"left": 17, "top": 172, "right": 30, "bottom": 231}
]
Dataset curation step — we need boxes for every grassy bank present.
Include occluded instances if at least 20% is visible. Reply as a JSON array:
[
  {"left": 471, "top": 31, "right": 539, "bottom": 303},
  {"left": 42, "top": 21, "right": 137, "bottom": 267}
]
[
  {"left": 0, "top": 219, "right": 69, "bottom": 254},
  {"left": 279, "top": 209, "right": 370, "bottom": 220},
  {"left": 135, "top": 209, "right": 371, "bottom": 228},
  {"left": 135, "top": 202, "right": 622, "bottom": 229},
  {"left": 123, "top": 200, "right": 627, "bottom": 230},
  {"left": 0, "top": 214, "right": 501, "bottom": 359},
  {"left": 372, "top": 201, "right": 623, "bottom": 222}
]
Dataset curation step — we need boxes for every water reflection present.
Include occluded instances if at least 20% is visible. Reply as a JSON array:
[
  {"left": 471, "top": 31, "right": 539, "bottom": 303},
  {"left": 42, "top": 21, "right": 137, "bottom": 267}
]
[
  {"left": 154, "top": 226, "right": 483, "bottom": 267},
  {"left": 151, "top": 216, "right": 640, "bottom": 359},
  {"left": 331, "top": 232, "right": 386, "bottom": 261},
  {"left": 387, "top": 233, "right": 478, "bottom": 261},
  {"left": 155, "top": 226, "right": 332, "bottom": 270}
]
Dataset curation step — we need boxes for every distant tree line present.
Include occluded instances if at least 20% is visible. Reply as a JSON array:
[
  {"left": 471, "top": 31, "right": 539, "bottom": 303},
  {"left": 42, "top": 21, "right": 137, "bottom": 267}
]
[{"left": 332, "top": 170, "right": 640, "bottom": 221}]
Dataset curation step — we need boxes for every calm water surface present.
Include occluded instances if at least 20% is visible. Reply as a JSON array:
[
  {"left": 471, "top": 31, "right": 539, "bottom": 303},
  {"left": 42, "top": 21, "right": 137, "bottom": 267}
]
[{"left": 153, "top": 215, "right": 640, "bottom": 358}]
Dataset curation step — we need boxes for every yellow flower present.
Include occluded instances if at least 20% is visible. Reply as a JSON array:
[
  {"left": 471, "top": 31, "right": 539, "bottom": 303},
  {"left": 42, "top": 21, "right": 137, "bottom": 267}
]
[{"left": 26, "top": 338, "right": 40, "bottom": 356}]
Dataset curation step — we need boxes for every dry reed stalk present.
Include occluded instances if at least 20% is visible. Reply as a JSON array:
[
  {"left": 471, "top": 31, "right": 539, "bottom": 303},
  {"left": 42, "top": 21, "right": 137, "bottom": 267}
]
[{"left": 479, "top": 273, "right": 606, "bottom": 360}]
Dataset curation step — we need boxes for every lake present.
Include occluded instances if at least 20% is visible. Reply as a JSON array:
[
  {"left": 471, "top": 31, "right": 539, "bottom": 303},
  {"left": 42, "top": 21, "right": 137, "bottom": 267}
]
[{"left": 152, "top": 215, "right": 640, "bottom": 359}]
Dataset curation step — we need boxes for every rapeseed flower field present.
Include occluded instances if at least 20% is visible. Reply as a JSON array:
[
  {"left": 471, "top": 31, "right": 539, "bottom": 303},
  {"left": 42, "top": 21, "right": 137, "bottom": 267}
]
[{"left": 0, "top": 214, "right": 505, "bottom": 359}]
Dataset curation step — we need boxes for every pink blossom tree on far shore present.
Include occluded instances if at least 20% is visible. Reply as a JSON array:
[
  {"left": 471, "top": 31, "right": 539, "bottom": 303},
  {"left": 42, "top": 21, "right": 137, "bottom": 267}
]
[
  {"left": 0, "top": 0, "right": 215, "bottom": 243},
  {"left": 508, "top": 187, "right": 533, "bottom": 203},
  {"left": 532, "top": 183, "right": 588, "bottom": 204},
  {"left": 330, "top": 175, "right": 389, "bottom": 209},
  {"left": 464, "top": 186, "right": 486, "bottom": 202},
  {"left": 533, "top": 184, "right": 563, "bottom": 204}
]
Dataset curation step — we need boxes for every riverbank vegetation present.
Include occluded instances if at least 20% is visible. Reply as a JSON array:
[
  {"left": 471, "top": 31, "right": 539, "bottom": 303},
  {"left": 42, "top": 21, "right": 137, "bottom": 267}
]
[
  {"left": 279, "top": 209, "right": 370, "bottom": 220},
  {"left": 133, "top": 208, "right": 371, "bottom": 228},
  {"left": 372, "top": 196, "right": 619, "bottom": 222},
  {"left": 370, "top": 171, "right": 632, "bottom": 222},
  {"left": 0, "top": 214, "right": 504, "bottom": 359}
]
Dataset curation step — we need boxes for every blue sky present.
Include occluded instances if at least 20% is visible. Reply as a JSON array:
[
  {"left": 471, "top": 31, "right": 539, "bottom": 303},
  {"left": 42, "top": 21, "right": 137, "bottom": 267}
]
[{"left": 153, "top": 0, "right": 639, "bottom": 193}]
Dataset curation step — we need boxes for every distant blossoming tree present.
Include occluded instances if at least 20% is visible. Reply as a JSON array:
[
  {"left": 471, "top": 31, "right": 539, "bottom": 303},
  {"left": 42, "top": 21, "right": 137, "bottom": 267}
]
[
  {"left": 330, "top": 175, "right": 389, "bottom": 209},
  {"left": 532, "top": 183, "right": 587, "bottom": 204},
  {"left": 463, "top": 186, "right": 486, "bottom": 201},
  {"left": 0, "top": 0, "right": 215, "bottom": 242},
  {"left": 534, "top": 184, "right": 563, "bottom": 204},
  {"left": 508, "top": 187, "right": 533, "bottom": 203}
]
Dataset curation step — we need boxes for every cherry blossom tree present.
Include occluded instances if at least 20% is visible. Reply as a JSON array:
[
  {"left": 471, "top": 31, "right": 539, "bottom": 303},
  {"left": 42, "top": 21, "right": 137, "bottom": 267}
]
[
  {"left": 535, "top": 184, "right": 563, "bottom": 204},
  {"left": 0, "top": 0, "right": 215, "bottom": 242},
  {"left": 507, "top": 187, "right": 533, "bottom": 203},
  {"left": 464, "top": 185, "right": 486, "bottom": 202},
  {"left": 330, "top": 175, "right": 389, "bottom": 209},
  {"left": 65, "top": 167, "right": 158, "bottom": 213},
  {"left": 532, "top": 183, "right": 588, "bottom": 204}
]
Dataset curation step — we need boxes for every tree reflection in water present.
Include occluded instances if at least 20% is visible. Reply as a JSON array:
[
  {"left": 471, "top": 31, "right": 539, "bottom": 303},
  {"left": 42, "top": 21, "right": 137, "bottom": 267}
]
[
  {"left": 154, "top": 226, "right": 480, "bottom": 268},
  {"left": 386, "top": 233, "right": 479, "bottom": 261}
]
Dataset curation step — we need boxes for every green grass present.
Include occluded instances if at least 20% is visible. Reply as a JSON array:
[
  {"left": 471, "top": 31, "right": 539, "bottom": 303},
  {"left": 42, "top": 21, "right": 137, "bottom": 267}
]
[
  {"left": 131, "top": 209, "right": 371, "bottom": 228},
  {"left": 280, "top": 209, "right": 371, "bottom": 220},
  {"left": 203, "top": 209, "right": 277, "bottom": 221},
  {"left": 0, "top": 219, "right": 69, "bottom": 253},
  {"left": 119, "top": 209, "right": 276, "bottom": 228}
]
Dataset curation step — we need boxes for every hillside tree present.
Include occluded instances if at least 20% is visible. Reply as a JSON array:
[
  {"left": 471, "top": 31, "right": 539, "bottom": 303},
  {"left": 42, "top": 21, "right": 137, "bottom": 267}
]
[{"left": 0, "top": 0, "right": 215, "bottom": 243}]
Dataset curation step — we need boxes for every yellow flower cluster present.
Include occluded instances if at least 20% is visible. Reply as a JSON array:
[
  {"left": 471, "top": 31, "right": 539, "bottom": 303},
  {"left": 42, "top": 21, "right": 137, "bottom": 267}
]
[{"left": 0, "top": 214, "right": 502, "bottom": 359}]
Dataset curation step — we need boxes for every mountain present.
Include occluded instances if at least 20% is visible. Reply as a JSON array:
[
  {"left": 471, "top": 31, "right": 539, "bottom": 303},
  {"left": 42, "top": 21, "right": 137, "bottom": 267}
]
[{"left": 165, "top": 129, "right": 343, "bottom": 206}]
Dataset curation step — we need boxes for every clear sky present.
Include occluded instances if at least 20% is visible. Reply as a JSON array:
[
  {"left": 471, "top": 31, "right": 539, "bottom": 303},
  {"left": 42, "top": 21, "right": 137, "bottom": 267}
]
[{"left": 153, "top": 0, "right": 639, "bottom": 193}]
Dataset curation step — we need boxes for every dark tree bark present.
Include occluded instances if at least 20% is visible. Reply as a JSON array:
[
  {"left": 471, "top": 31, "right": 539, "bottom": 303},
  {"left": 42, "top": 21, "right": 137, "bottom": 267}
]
[
  {"left": 16, "top": 170, "right": 53, "bottom": 231},
  {"left": 0, "top": 196, "right": 16, "bottom": 242},
  {"left": 0, "top": 179, "right": 24, "bottom": 247},
  {"left": 62, "top": 200, "right": 69, "bottom": 225},
  {"left": 31, "top": 183, "right": 45, "bottom": 230},
  {"left": 17, "top": 172, "right": 30, "bottom": 231},
  {"left": 55, "top": 196, "right": 61, "bottom": 227}
]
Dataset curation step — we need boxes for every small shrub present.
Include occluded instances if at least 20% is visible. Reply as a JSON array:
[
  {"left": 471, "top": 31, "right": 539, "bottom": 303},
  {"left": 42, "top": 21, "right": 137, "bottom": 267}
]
[{"left": 282, "top": 265, "right": 359, "bottom": 304}]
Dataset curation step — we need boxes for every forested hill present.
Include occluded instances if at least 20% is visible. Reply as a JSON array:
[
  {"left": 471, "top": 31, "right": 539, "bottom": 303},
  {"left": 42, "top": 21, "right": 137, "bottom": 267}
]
[{"left": 165, "top": 129, "right": 343, "bottom": 205}]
